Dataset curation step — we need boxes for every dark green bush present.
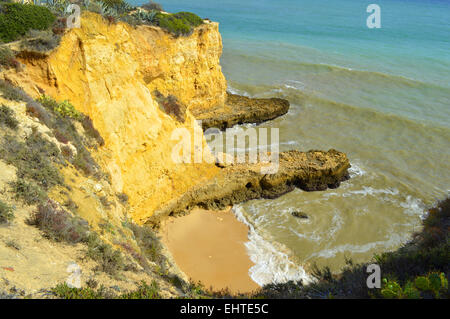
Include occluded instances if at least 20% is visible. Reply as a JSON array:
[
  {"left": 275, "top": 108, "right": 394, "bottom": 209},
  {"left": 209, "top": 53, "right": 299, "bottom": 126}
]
[
  {"left": 52, "top": 280, "right": 161, "bottom": 299},
  {"left": 173, "top": 12, "right": 204, "bottom": 27},
  {"left": 120, "top": 280, "right": 161, "bottom": 299},
  {"left": 51, "top": 283, "right": 107, "bottom": 299},
  {"left": 153, "top": 11, "right": 203, "bottom": 36},
  {"left": 0, "top": 104, "right": 18, "bottom": 130},
  {"left": 0, "top": 200, "right": 14, "bottom": 223},
  {"left": 0, "top": 3, "right": 56, "bottom": 43}
]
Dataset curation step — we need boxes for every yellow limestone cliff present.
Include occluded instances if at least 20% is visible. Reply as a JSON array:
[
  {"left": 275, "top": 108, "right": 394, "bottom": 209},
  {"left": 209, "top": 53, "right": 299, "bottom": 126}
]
[{"left": 7, "top": 12, "right": 229, "bottom": 223}]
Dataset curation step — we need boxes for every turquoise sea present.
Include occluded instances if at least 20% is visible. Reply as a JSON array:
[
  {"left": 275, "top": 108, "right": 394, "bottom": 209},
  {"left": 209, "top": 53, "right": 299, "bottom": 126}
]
[{"left": 133, "top": 0, "right": 450, "bottom": 285}]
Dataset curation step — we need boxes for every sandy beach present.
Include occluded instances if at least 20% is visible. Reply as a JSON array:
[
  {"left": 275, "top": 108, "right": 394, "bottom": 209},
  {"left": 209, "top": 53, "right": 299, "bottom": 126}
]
[{"left": 160, "top": 208, "right": 260, "bottom": 294}]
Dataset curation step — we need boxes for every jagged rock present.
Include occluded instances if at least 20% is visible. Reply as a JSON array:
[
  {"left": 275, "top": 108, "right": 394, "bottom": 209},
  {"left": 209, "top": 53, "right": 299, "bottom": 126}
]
[
  {"left": 148, "top": 149, "right": 350, "bottom": 224},
  {"left": 192, "top": 92, "right": 290, "bottom": 130}
]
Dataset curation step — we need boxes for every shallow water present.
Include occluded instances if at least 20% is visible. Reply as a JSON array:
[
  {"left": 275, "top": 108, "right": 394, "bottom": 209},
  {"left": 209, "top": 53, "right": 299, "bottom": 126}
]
[{"left": 133, "top": 0, "right": 450, "bottom": 283}]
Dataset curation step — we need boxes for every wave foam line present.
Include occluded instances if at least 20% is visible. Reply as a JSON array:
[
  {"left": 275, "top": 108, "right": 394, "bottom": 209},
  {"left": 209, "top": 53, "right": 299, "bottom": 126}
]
[{"left": 232, "top": 205, "right": 311, "bottom": 286}]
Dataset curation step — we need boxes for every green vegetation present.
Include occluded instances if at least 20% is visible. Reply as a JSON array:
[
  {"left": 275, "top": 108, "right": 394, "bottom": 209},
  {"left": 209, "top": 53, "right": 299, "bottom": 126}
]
[
  {"left": 28, "top": 94, "right": 104, "bottom": 178},
  {"left": 0, "top": 3, "right": 55, "bottom": 43},
  {"left": 128, "top": 222, "right": 167, "bottom": 272},
  {"left": 51, "top": 280, "right": 161, "bottom": 299},
  {"left": 20, "top": 29, "right": 61, "bottom": 53},
  {"left": 9, "top": 179, "right": 46, "bottom": 205},
  {"left": 120, "top": 280, "right": 161, "bottom": 299},
  {"left": 0, "top": 200, "right": 14, "bottom": 223},
  {"left": 51, "top": 282, "right": 108, "bottom": 299},
  {"left": 86, "top": 233, "right": 125, "bottom": 275},
  {"left": 1, "top": 130, "right": 64, "bottom": 188},
  {"left": 38, "top": 95, "right": 82, "bottom": 120},
  {"left": 0, "top": 46, "right": 17, "bottom": 69},
  {"left": 0, "top": 104, "right": 18, "bottom": 130},
  {"left": 0, "top": 128, "right": 64, "bottom": 205},
  {"left": 26, "top": 199, "right": 90, "bottom": 243},
  {"left": 153, "top": 11, "right": 204, "bottom": 36},
  {"left": 381, "top": 272, "right": 448, "bottom": 299},
  {"left": 0, "top": 80, "right": 32, "bottom": 102}
]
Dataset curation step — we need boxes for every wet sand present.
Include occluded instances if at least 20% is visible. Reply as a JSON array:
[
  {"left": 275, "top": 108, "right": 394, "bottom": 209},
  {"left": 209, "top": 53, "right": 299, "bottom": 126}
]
[{"left": 160, "top": 208, "right": 260, "bottom": 294}]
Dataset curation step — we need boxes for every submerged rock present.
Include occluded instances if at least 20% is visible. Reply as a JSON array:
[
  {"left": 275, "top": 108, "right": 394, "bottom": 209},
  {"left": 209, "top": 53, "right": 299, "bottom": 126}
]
[
  {"left": 292, "top": 211, "right": 308, "bottom": 219},
  {"left": 192, "top": 92, "right": 290, "bottom": 130}
]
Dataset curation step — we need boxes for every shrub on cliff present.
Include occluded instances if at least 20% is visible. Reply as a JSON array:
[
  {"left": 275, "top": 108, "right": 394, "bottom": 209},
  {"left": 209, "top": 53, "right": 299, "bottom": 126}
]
[
  {"left": 38, "top": 95, "right": 83, "bottom": 120},
  {"left": 0, "top": 80, "right": 32, "bottom": 102},
  {"left": 153, "top": 11, "right": 203, "bottom": 36},
  {"left": 0, "top": 200, "right": 14, "bottom": 224},
  {"left": 27, "top": 199, "right": 90, "bottom": 243},
  {"left": 0, "top": 3, "right": 55, "bottom": 43},
  {"left": 0, "top": 104, "right": 18, "bottom": 130},
  {"left": 0, "top": 46, "right": 18, "bottom": 70},
  {"left": 0, "top": 130, "right": 64, "bottom": 192},
  {"left": 86, "top": 233, "right": 125, "bottom": 275},
  {"left": 20, "top": 29, "right": 61, "bottom": 53}
]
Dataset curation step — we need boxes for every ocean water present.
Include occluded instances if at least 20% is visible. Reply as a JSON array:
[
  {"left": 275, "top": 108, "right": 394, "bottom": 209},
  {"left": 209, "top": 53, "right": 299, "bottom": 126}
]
[{"left": 133, "top": 0, "right": 450, "bottom": 284}]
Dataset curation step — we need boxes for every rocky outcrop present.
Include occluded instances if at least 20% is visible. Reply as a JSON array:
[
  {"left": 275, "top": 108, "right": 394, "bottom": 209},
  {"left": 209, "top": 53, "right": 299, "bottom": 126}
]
[
  {"left": 2, "top": 12, "right": 223, "bottom": 223},
  {"left": 148, "top": 149, "right": 350, "bottom": 224},
  {"left": 192, "top": 92, "right": 290, "bottom": 130},
  {"left": 2, "top": 12, "right": 349, "bottom": 226}
]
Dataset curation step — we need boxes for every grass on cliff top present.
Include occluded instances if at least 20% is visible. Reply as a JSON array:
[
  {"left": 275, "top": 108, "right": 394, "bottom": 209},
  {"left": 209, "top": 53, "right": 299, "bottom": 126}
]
[{"left": 0, "top": 2, "right": 55, "bottom": 43}]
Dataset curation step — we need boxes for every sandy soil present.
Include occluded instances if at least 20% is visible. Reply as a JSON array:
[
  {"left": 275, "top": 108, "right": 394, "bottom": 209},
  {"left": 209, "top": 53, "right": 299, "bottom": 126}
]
[{"left": 159, "top": 208, "right": 260, "bottom": 294}]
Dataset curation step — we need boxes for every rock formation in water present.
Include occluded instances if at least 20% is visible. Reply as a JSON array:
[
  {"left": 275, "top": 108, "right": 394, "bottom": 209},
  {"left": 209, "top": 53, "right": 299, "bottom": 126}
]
[{"left": 192, "top": 92, "right": 290, "bottom": 130}]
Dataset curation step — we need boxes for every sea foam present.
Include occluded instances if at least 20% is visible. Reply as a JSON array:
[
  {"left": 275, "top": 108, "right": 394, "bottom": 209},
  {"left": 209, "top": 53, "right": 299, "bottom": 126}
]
[{"left": 232, "top": 205, "right": 311, "bottom": 286}]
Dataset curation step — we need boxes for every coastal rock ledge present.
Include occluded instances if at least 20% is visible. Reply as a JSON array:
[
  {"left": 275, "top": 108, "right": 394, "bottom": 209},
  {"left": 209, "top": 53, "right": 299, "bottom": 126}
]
[
  {"left": 148, "top": 149, "right": 350, "bottom": 224},
  {"left": 192, "top": 92, "right": 290, "bottom": 130}
]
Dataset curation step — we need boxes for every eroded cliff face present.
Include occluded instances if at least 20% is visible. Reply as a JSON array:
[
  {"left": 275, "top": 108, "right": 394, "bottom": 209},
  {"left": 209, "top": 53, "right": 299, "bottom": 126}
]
[{"left": 6, "top": 12, "right": 227, "bottom": 223}]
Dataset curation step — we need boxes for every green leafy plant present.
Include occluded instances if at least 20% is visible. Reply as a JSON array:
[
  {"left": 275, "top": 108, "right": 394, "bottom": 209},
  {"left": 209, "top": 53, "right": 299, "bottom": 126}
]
[
  {"left": 38, "top": 95, "right": 82, "bottom": 120},
  {"left": 381, "top": 272, "right": 448, "bottom": 299}
]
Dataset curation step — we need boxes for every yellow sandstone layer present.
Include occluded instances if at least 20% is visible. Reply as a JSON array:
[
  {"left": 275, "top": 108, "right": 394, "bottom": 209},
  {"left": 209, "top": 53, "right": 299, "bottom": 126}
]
[{"left": 4, "top": 12, "right": 229, "bottom": 223}]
